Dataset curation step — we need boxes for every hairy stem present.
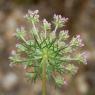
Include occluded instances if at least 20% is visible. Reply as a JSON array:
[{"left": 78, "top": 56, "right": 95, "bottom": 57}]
[{"left": 42, "top": 57, "right": 47, "bottom": 95}]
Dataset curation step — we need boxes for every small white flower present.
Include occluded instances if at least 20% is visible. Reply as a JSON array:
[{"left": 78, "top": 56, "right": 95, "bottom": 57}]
[
  {"left": 76, "top": 35, "right": 84, "bottom": 47},
  {"left": 81, "top": 52, "right": 89, "bottom": 64},
  {"left": 59, "top": 30, "right": 69, "bottom": 42},
  {"left": 28, "top": 10, "right": 39, "bottom": 15},
  {"left": 53, "top": 14, "right": 68, "bottom": 27},
  {"left": 24, "top": 10, "right": 39, "bottom": 23},
  {"left": 34, "top": 10, "right": 39, "bottom": 14},
  {"left": 43, "top": 19, "right": 51, "bottom": 30},
  {"left": 70, "top": 35, "right": 84, "bottom": 47}
]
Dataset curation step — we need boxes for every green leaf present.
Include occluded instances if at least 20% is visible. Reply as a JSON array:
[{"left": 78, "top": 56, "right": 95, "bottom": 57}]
[{"left": 16, "top": 44, "right": 26, "bottom": 52}]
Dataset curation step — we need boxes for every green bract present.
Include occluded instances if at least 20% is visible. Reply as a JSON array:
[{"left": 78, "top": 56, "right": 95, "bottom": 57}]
[{"left": 9, "top": 10, "right": 87, "bottom": 87}]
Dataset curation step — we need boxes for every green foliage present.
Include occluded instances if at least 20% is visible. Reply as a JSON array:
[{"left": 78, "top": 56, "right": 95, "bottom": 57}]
[
  {"left": 55, "top": 76, "right": 65, "bottom": 87},
  {"left": 9, "top": 10, "right": 87, "bottom": 86}
]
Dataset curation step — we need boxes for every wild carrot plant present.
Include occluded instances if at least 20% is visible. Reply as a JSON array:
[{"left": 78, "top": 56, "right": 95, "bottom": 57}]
[{"left": 9, "top": 10, "right": 87, "bottom": 95}]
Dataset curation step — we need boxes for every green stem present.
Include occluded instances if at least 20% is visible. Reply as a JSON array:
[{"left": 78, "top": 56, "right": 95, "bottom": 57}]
[
  {"left": 20, "top": 36, "right": 27, "bottom": 44},
  {"left": 41, "top": 57, "right": 47, "bottom": 95},
  {"left": 32, "top": 22, "right": 40, "bottom": 40}
]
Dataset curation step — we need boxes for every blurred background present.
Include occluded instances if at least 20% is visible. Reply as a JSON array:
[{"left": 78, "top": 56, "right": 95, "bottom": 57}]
[{"left": 0, "top": 0, "right": 95, "bottom": 95}]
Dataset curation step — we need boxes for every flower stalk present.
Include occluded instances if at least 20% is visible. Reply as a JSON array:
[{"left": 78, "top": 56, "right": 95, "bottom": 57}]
[{"left": 42, "top": 57, "right": 47, "bottom": 95}]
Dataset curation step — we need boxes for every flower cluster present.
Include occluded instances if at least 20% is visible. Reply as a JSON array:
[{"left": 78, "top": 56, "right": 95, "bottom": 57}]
[
  {"left": 9, "top": 10, "right": 87, "bottom": 86},
  {"left": 70, "top": 35, "right": 84, "bottom": 48},
  {"left": 59, "top": 30, "right": 69, "bottom": 41},
  {"left": 53, "top": 14, "right": 68, "bottom": 28},
  {"left": 43, "top": 19, "right": 51, "bottom": 30},
  {"left": 76, "top": 35, "right": 84, "bottom": 47},
  {"left": 24, "top": 10, "right": 39, "bottom": 23},
  {"left": 80, "top": 52, "right": 88, "bottom": 64}
]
